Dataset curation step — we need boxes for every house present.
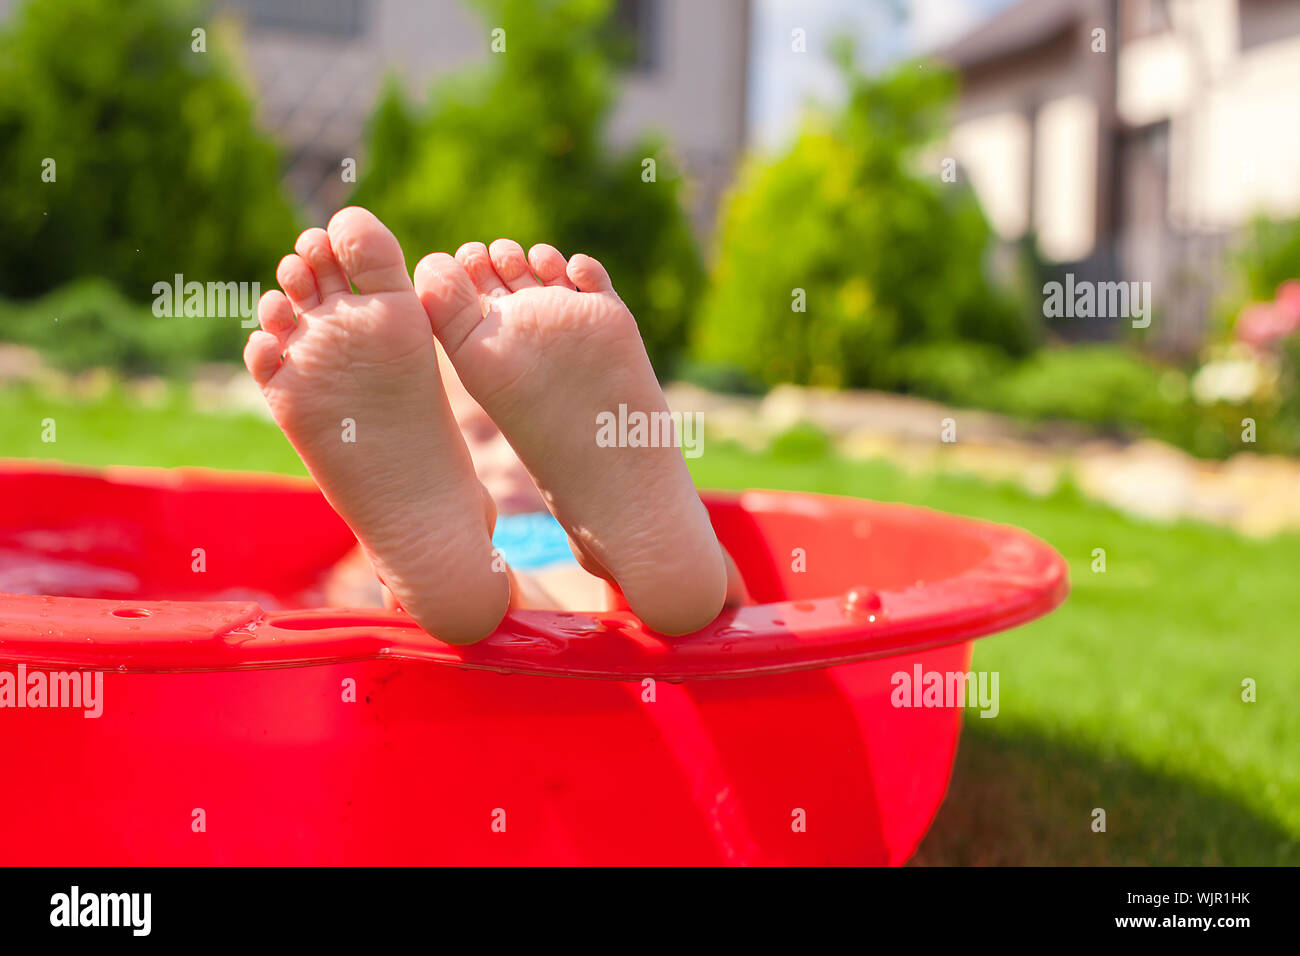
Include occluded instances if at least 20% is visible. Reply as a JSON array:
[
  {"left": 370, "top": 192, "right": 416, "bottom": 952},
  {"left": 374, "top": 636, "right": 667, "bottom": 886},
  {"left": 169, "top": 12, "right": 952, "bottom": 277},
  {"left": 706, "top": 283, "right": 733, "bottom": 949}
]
[
  {"left": 939, "top": 0, "right": 1300, "bottom": 353},
  {"left": 217, "top": 0, "right": 750, "bottom": 238}
]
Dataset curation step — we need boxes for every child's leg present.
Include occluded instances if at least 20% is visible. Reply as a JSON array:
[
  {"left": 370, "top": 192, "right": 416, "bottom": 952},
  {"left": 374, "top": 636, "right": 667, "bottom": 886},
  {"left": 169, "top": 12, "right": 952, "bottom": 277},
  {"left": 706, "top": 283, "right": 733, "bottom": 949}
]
[
  {"left": 244, "top": 208, "right": 509, "bottom": 644},
  {"left": 529, "top": 558, "right": 747, "bottom": 615},
  {"left": 415, "top": 240, "right": 737, "bottom": 634}
]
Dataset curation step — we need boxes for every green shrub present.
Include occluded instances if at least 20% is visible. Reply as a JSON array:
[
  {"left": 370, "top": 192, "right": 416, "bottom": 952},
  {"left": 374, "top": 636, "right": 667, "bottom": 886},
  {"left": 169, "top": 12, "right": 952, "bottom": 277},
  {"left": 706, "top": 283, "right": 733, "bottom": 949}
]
[
  {"left": 768, "top": 421, "right": 833, "bottom": 462},
  {"left": 1273, "top": 336, "right": 1300, "bottom": 450},
  {"left": 887, "top": 342, "right": 1213, "bottom": 452},
  {"left": 350, "top": 0, "right": 703, "bottom": 374},
  {"left": 880, "top": 341, "right": 1013, "bottom": 403},
  {"left": 0, "top": 279, "right": 214, "bottom": 374},
  {"left": 1210, "top": 214, "right": 1300, "bottom": 344},
  {"left": 693, "top": 53, "right": 1034, "bottom": 390},
  {"left": 1237, "top": 216, "right": 1300, "bottom": 302},
  {"left": 0, "top": 0, "right": 299, "bottom": 304},
  {"left": 971, "top": 346, "right": 1289, "bottom": 459},
  {"left": 673, "top": 358, "right": 768, "bottom": 396},
  {"left": 1203, "top": 215, "right": 1300, "bottom": 453},
  {"left": 982, "top": 347, "right": 1184, "bottom": 432}
]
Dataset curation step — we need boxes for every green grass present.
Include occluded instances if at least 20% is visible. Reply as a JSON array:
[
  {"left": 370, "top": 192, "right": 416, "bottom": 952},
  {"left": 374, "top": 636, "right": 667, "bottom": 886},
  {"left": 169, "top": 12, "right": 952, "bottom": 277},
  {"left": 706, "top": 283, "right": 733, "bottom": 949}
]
[
  {"left": 0, "top": 382, "right": 307, "bottom": 474},
  {"left": 2, "top": 382, "right": 1296, "bottom": 865}
]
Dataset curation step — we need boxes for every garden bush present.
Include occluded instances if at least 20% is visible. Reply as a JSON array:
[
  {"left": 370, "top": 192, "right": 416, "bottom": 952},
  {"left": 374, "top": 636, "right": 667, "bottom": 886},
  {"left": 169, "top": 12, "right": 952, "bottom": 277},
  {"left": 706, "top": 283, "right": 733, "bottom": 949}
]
[
  {"left": 1235, "top": 215, "right": 1300, "bottom": 304},
  {"left": 980, "top": 347, "right": 1185, "bottom": 433},
  {"left": 350, "top": 0, "right": 703, "bottom": 374},
  {"left": 693, "top": 53, "right": 1034, "bottom": 390},
  {"left": 0, "top": 0, "right": 299, "bottom": 303},
  {"left": 768, "top": 421, "right": 833, "bottom": 462},
  {"left": 0, "top": 279, "right": 214, "bottom": 374},
  {"left": 962, "top": 345, "right": 1292, "bottom": 459}
]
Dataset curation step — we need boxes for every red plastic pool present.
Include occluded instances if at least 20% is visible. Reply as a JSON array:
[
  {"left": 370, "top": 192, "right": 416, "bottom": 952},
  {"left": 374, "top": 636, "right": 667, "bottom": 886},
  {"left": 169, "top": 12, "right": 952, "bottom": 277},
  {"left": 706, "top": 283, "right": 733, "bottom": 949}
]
[{"left": 0, "top": 461, "right": 1067, "bottom": 865}]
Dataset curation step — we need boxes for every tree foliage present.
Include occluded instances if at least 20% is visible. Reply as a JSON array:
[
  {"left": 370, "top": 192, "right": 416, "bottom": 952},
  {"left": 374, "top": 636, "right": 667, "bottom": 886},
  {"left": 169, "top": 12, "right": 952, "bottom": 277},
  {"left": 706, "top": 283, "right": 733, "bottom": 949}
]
[
  {"left": 350, "top": 0, "right": 703, "bottom": 372},
  {"left": 0, "top": 0, "right": 299, "bottom": 306},
  {"left": 694, "top": 54, "right": 1034, "bottom": 389}
]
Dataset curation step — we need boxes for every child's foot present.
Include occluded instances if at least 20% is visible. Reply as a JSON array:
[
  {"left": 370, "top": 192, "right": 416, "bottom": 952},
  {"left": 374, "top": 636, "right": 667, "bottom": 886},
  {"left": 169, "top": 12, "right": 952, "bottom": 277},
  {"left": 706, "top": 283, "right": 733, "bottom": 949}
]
[
  {"left": 413, "top": 240, "right": 727, "bottom": 635},
  {"left": 243, "top": 208, "right": 508, "bottom": 644}
]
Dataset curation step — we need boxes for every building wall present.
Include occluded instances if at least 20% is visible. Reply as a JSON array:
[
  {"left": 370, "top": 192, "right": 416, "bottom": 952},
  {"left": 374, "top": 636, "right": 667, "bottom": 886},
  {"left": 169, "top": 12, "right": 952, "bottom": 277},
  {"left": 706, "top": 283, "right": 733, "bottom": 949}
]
[
  {"left": 1115, "top": 0, "right": 1300, "bottom": 348},
  {"left": 943, "top": 0, "right": 1300, "bottom": 353},
  {"left": 218, "top": 0, "right": 749, "bottom": 235},
  {"left": 609, "top": 0, "right": 749, "bottom": 239},
  {"left": 942, "top": 12, "right": 1107, "bottom": 264},
  {"left": 1118, "top": 0, "right": 1300, "bottom": 230},
  {"left": 953, "top": 0, "right": 1300, "bottom": 245}
]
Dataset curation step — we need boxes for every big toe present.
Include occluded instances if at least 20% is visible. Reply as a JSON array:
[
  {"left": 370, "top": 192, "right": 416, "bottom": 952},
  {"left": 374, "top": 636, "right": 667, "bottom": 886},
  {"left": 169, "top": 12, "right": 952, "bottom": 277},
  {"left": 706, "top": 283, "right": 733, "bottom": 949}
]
[{"left": 326, "top": 206, "right": 412, "bottom": 294}]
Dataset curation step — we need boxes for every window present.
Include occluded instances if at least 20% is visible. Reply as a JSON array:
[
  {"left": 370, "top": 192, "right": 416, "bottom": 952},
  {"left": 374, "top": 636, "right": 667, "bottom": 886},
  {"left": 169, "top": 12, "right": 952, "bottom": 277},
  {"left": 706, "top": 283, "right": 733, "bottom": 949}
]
[
  {"left": 613, "top": 0, "right": 660, "bottom": 72},
  {"left": 1239, "top": 0, "right": 1300, "bottom": 51},
  {"left": 1119, "top": 0, "right": 1171, "bottom": 43},
  {"left": 230, "top": 0, "right": 368, "bottom": 40}
]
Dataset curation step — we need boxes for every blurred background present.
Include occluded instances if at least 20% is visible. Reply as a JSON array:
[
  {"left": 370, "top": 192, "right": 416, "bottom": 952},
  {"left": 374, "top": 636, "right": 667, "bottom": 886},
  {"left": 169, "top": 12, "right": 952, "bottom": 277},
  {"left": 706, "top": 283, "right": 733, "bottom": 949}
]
[{"left": 0, "top": 0, "right": 1296, "bottom": 864}]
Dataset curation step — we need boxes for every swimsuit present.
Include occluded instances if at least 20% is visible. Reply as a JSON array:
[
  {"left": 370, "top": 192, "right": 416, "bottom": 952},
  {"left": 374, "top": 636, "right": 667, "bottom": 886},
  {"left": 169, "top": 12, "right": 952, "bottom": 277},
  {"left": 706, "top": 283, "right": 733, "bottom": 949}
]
[{"left": 491, "top": 511, "right": 578, "bottom": 571}]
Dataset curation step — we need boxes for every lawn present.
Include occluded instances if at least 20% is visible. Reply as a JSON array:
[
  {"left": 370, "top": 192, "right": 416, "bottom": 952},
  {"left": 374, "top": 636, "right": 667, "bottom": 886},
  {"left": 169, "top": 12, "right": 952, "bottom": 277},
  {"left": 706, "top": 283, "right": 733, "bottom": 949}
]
[{"left": 3, "top": 381, "right": 1296, "bottom": 865}]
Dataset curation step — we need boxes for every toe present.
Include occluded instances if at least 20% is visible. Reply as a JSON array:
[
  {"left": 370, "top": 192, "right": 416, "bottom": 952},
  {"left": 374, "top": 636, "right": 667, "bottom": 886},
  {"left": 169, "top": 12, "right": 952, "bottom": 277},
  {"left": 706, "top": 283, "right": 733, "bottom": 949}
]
[
  {"left": 326, "top": 206, "right": 413, "bottom": 294},
  {"left": 243, "top": 330, "right": 283, "bottom": 386},
  {"left": 528, "top": 244, "right": 575, "bottom": 289},
  {"left": 488, "top": 239, "right": 540, "bottom": 291},
  {"left": 455, "top": 241, "right": 510, "bottom": 301},
  {"left": 567, "top": 253, "right": 615, "bottom": 295},
  {"left": 295, "top": 227, "right": 352, "bottom": 299},
  {"left": 277, "top": 253, "right": 320, "bottom": 314},
  {"left": 257, "top": 290, "right": 296, "bottom": 343},
  {"left": 414, "top": 252, "right": 484, "bottom": 352}
]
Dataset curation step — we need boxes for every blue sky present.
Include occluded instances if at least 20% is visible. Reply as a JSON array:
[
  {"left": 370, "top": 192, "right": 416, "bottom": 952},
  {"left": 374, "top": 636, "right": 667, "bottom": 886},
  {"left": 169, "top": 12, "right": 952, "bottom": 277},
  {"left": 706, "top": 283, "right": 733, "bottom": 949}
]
[{"left": 748, "top": 0, "right": 1016, "bottom": 149}]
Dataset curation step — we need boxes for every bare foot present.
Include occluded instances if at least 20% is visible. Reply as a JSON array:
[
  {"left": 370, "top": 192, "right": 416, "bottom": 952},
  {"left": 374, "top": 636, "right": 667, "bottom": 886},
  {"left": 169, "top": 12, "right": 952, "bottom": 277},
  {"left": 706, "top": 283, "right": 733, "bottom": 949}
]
[
  {"left": 413, "top": 240, "right": 727, "bottom": 635},
  {"left": 243, "top": 208, "right": 508, "bottom": 644}
]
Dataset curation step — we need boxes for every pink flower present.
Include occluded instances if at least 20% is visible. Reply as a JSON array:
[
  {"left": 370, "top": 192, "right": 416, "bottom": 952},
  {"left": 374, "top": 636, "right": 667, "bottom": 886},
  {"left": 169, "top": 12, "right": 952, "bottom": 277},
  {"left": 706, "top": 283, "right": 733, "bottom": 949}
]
[
  {"left": 1275, "top": 279, "right": 1300, "bottom": 323},
  {"left": 1236, "top": 303, "right": 1287, "bottom": 348},
  {"left": 1236, "top": 281, "right": 1300, "bottom": 349}
]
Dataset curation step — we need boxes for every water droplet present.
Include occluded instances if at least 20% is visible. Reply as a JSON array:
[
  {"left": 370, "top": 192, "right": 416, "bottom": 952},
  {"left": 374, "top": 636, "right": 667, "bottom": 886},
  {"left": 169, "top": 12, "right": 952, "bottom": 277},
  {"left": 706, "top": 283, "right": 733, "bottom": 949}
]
[
  {"left": 842, "top": 586, "right": 883, "bottom": 618},
  {"left": 714, "top": 625, "right": 752, "bottom": 639}
]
